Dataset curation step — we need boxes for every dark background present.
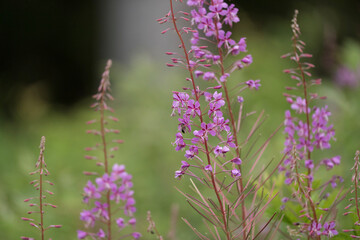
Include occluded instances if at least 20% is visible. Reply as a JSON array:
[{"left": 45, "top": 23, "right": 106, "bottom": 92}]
[{"left": 1, "top": 0, "right": 359, "bottom": 118}]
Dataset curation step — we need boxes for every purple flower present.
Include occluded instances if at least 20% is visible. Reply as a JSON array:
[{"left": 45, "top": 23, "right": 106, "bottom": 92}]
[
  {"left": 129, "top": 218, "right": 136, "bottom": 226},
  {"left": 217, "top": 30, "right": 236, "bottom": 48},
  {"left": 124, "top": 197, "right": 136, "bottom": 215},
  {"left": 220, "top": 73, "right": 229, "bottom": 82},
  {"left": 92, "top": 201, "right": 109, "bottom": 220},
  {"left": 116, "top": 217, "right": 125, "bottom": 228},
  {"left": 181, "top": 161, "right": 190, "bottom": 170},
  {"left": 172, "top": 92, "right": 189, "bottom": 115},
  {"left": 83, "top": 181, "right": 101, "bottom": 203},
  {"left": 223, "top": 4, "right": 240, "bottom": 27},
  {"left": 330, "top": 176, "right": 343, "bottom": 188},
  {"left": 212, "top": 91, "right": 225, "bottom": 106},
  {"left": 308, "top": 221, "right": 322, "bottom": 237},
  {"left": 212, "top": 55, "right": 221, "bottom": 64},
  {"left": 96, "top": 173, "right": 116, "bottom": 191},
  {"left": 226, "top": 134, "right": 236, "bottom": 148},
  {"left": 322, "top": 221, "right": 338, "bottom": 237},
  {"left": 110, "top": 185, "right": 125, "bottom": 203},
  {"left": 213, "top": 116, "right": 230, "bottom": 132},
  {"left": 80, "top": 210, "right": 96, "bottom": 228},
  {"left": 231, "top": 169, "right": 241, "bottom": 177},
  {"left": 241, "top": 54, "right": 253, "bottom": 65},
  {"left": 291, "top": 97, "right": 308, "bottom": 114},
  {"left": 191, "top": 8, "right": 206, "bottom": 24},
  {"left": 204, "top": 92, "right": 212, "bottom": 101},
  {"left": 305, "top": 159, "right": 314, "bottom": 169},
  {"left": 322, "top": 156, "right": 341, "bottom": 169},
  {"left": 185, "top": 145, "right": 198, "bottom": 159},
  {"left": 191, "top": 46, "right": 205, "bottom": 59},
  {"left": 194, "top": 70, "right": 204, "bottom": 78},
  {"left": 237, "top": 96, "right": 244, "bottom": 103},
  {"left": 77, "top": 230, "right": 88, "bottom": 239},
  {"left": 208, "top": 1, "right": 228, "bottom": 18},
  {"left": 191, "top": 31, "right": 200, "bottom": 45},
  {"left": 198, "top": 16, "right": 215, "bottom": 35},
  {"left": 132, "top": 232, "right": 142, "bottom": 239},
  {"left": 186, "top": 99, "right": 201, "bottom": 117},
  {"left": 203, "top": 72, "right": 216, "bottom": 81},
  {"left": 201, "top": 122, "right": 217, "bottom": 137},
  {"left": 187, "top": 0, "right": 204, "bottom": 7},
  {"left": 205, "top": 164, "right": 213, "bottom": 172},
  {"left": 208, "top": 102, "right": 223, "bottom": 117},
  {"left": 285, "top": 178, "right": 293, "bottom": 185},
  {"left": 175, "top": 170, "right": 185, "bottom": 179},
  {"left": 111, "top": 164, "right": 126, "bottom": 180},
  {"left": 331, "top": 156, "right": 341, "bottom": 165},
  {"left": 173, "top": 133, "right": 186, "bottom": 151},
  {"left": 178, "top": 115, "right": 192, "bottom": 133},
  {"left": 231, "top": 158, "right": 242, "bottom": 165},
  {"left": 97, "top": 229, "right": 106, "bottom": 238},
  {"left": 334, "top": 65, "right": 359, "bottom": 87},
  {"left": 245, "top": 79, "right": 261, "bottom": 90},
  {"left": 214, "top": 145, "right": 230, "bottom": 156}
]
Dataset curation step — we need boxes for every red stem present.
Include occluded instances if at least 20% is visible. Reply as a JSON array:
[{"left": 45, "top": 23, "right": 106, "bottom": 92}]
[
  {"left": 100, "top": 84, "right": 112, "bottom": 240},
  {"left": 211, "top": 3, "right": 247, "bottom": 237},
  {"left": 291, "top": 38, "right": 320, "bottom": 237},
  {"left": 169, "top": 1, "right": 230, "bottom": 239},
  {"left": 355, "top": 159, "right": 360, "bottom": 222},
  {"left": 39, "top": 153, "right": 45, "bottom": 240}
]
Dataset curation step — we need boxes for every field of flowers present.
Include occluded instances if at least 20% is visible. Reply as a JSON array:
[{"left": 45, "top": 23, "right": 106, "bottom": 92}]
[{"left": 1, "top": 0, "right": 360, "bottom": 239}]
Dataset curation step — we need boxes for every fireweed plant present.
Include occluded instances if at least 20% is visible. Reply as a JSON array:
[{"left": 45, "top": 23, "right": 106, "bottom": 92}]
[
  {"left": 279, "top": 10, "right": 345, "bottom": 239},
  {"left": 77, "top": 60, "right": 141, "bottom": 240},
  {"left": 159, "top": 0, "right": 285, "bottom": 239},
  {"left": 21, "top": 136, "right": 61, "bottom": 240},
  {"left": 343, "top": 150, "right": 360, "bottom": 238}
]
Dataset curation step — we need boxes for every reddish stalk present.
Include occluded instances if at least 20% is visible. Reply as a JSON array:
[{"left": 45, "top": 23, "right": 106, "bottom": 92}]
[
  {"left": 39, "top": 143, "right": 45, "bottom": 240},
  {"left": 210, "top": 2, "right": 247, "bottom": 236},
  {"left": 291, "top": 39, "right": 320, "bottom": 235},
  {"left": 293, "top": 151, "right": 319, "bottom": 240},
  {"left": 169, "top": 1, "right": 230, "bottom": 238},
  {"left": 292, "top": 32, "right": 313, "bottom": 190},
  {"left": 100, "top": 77, "right": 112, "bottom": 240},
  {"left": 354, "top": 152, "right": 360, "bottom": 222}
]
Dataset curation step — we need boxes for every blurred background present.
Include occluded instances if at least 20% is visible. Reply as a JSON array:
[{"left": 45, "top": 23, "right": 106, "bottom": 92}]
[{"left": 1, "top": 0, "right": 360, "bottom": 239}]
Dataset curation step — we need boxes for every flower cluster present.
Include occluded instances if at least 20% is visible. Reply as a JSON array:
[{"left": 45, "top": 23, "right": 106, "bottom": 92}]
[
  {"left": 282, "top": 106, "right": 339, "bottom": 181},
  {"left": 308, "top": 220, "right": 338, "bottom": 238},
  {"left": 159, "top": 0, "right": 262, "bottom": 180},
  {"left": 172, "top": 91, "right": 241, "bottom": 180},
  {"left": 78, "top": 164, "right": 140, "bottom": 239},
  {"left": 159, "top": 1, "right": 279, "bottom": 240},
  {"left": 280, "top": 10, "right": 341, "bottom": 239},
  {"left": 21, "top": 136, "right": 61, "bottom": 240},
  {"left": 79, "top": 60, "right": 140, "bottom": 239}
]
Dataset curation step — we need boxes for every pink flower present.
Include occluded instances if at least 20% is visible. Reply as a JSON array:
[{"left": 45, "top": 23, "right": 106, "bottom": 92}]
[
  {"left": 223, "top": 4, "right": 240, "bottom": 27},
  {"left": 116, "top": 217, "right": 125, "bottom": 228},
  {"left": 231, "top": 169, "right": 241, "bottom": 177},
  {"left": 246, "top": 79, "right": 261, "bottom": 90},
  {"left": 203, "top": 72, "right": 216, "bottom": 80},
  {"left": 77, "top": 230, "right": 88, "bottom": 239},
  {"left": 291, "top": 97, "right": 307, "bottom": 114}
]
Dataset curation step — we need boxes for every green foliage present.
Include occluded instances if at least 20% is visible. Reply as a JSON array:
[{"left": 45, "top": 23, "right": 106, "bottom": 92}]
[{"left": 0, "top": 24, "right": 359, "bottom": 240}]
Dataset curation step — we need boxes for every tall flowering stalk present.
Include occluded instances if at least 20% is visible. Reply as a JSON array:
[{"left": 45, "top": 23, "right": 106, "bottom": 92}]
[
  {"left": 21, "top": 136, "right": 61, "bottom": 240},
  {"left": 343, "top": 150, "right": 360, "bottom": 238},
  {"left": 78, "top": 60, "right": 141, "bottom": 240},
  {"left": 280, "top": 10, "right": 343, "bottom": 239},
  {"left": 159, "top": 0, "right": 282, "bottom": 239}
]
